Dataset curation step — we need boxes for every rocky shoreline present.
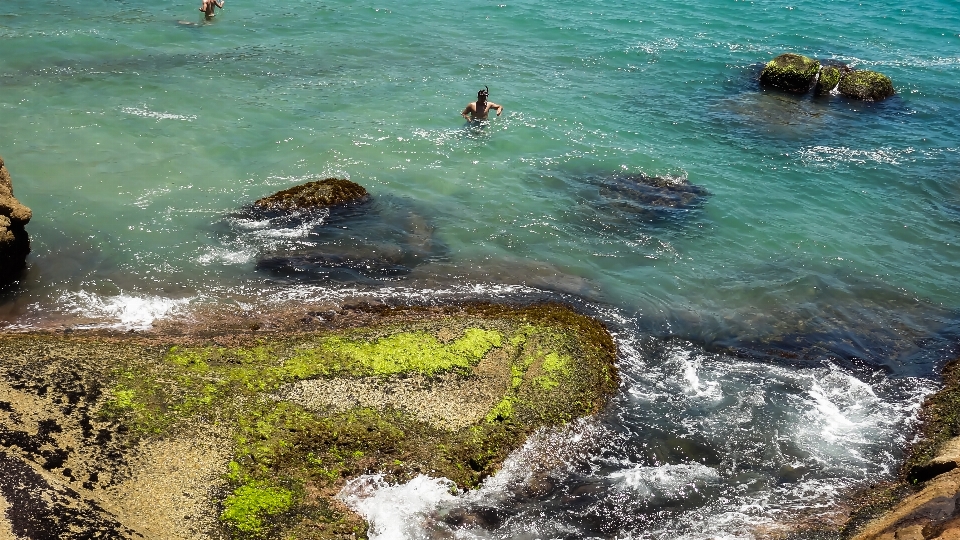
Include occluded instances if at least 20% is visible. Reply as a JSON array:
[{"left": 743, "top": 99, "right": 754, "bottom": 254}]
[{"left": 0, "top": 301, "right": 618, "bottom": 539}]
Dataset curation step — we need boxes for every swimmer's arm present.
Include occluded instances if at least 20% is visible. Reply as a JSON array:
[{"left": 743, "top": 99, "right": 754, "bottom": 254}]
[
  {"left": 216, "top": 0, "right": 224, "bottom": 8},
  {"left": 461, "top": 104, "right": 473, "bottom": 120},
  {"left": 490, "top": 102, "right": 503, "bottom": 116}
]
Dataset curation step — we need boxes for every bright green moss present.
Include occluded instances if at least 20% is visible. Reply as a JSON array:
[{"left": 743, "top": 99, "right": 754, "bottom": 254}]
[
  {"left": 318, "top": 328, "right": 502, "bottom": 376},
  {"left": 815, "top": 65, "right": 842, "bottom": 95},
  {"left": 220, "top": 481, "right": 294, "bottom": 534},
  {"left": 485, "top": 396, "right": 514, "bottom": 422}
]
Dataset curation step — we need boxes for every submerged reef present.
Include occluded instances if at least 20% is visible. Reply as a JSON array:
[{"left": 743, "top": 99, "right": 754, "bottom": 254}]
[
  {"left": 759, "top": 53, "right": 821, "bottom": 93},
  {"left": 253, "top": 178, "right": 369, "bottom": 212},
  {"left": 0, "top": 156, "right": 32, "bottom": 284},
  {"left": 588, "top": 171, "right": 710, "bottom": 226},
  {"left": 0, "top": 302, "right": 618, "bottom": 539}
]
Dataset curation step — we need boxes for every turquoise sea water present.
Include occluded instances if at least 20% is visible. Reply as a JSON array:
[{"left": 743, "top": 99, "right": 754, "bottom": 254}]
[{"left": 2, "top": 0, "right": 960, "bottom": 537}]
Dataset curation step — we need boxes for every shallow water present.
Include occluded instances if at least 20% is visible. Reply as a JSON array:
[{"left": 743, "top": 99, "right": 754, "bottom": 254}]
[{"left": 2, "top": 0, "right": 959, "bottom": 536}]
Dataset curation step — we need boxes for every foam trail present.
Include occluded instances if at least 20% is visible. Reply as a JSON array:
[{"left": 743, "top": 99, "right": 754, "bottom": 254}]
[{"left": 56, "top": 290, "right": 196, "bottom": 330}]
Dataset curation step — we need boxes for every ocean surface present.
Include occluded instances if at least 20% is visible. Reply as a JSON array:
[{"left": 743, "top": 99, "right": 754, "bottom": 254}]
[{"left": 2, "top": 0, "right": 960, "bottom": 537}]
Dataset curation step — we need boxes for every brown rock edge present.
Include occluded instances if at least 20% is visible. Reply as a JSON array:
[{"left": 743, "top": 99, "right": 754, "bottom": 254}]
[
  {"left": 842, "top": 359, "right": 960, "bottom": 540},
  {"left": 0, "top": 157, "right": 32, "bottom": 283}
]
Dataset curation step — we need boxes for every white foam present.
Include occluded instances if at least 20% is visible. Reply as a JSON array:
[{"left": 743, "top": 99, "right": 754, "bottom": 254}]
[
  {"left": 797, "top": 145, "right": 915, "bottom": 166},
  {"left": 56, "top": 290, "right": 195, "bottom": 330},
  {"left": 120, "top": 106, "right": 197, "bottom": 122},
  {"left": 338, "top": 474, "right": 459, "bottom": 540},
  {"left": 195, "top": 246, "right": 255, "bottom": 265},
  {"left": 610, "top": 463, "right": 721, "bottom": 500}
]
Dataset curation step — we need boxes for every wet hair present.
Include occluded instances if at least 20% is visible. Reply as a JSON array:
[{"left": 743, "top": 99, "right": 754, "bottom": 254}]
[{"left": 478, "top": 85, "right": 489, "bottom": 101}]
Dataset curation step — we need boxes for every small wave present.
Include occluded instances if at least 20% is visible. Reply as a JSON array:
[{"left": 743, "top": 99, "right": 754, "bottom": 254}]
[
  {"left": 797, "top": 145, "right": 915, "bottom": 165},
  {"left": 55, "top": 290, "right": 196, "bottom": 330},
  {"left": 610, "top": 462, "right": 721, "bottom": 500},
  {"left": 195, "top": 246, "right": 255, "bottom": 265},
  {"left": 120, "top": 106, "right": 197, "bottom": 122}
]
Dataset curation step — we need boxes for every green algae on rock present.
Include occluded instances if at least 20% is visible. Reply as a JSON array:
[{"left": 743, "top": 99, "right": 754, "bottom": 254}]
[
  {"left": 0, "top": 302, "right": 618, "bottom": 540},
  {"left": 759, "top": 53, "right": 821, "bottom": 93},
  {"left": 814, "top": 65, "right": 842, "bottom": 96},
  {"left": 838, "top": 70, "right": 895, "bottom": 101},
  {"left": 253, "top": 178, "right": 369, "bottom": 212}
]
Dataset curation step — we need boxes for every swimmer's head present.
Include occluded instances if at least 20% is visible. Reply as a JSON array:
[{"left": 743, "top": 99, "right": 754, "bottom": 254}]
[{"left": 478, "top": 86, "right": 489, "bottom": 101}]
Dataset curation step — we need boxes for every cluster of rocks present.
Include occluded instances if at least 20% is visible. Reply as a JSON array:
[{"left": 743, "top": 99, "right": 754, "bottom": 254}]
[
  {"left": 0, "top": 156, "right": 31, "bottom": 284},
  {"left": 759, "top": 52, "right": 895, "bottom": 101}
]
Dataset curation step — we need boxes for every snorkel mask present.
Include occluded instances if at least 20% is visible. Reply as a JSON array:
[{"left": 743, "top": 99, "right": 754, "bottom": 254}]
[{"left": 478, "top": 85, "right": 489, "bottom": 100}]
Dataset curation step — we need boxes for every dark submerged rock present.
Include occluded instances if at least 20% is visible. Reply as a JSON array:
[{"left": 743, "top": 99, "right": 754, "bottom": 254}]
[
  {"left": 759, "top": 53, "right": 821, "bottom": 93},
  {"left": 248, "top": 195, "right": 441, "bottom": 283},
  {"left": 0, "top": 157, "right": 32, "bottom": 284},
  {"left": 838, "top": 70, "right": 895, "bottom": 101},
  {"left": 253, "top": 178, "right": 369, "bottom": 212},
  {"left": 595, "top": 172, "right": 709, "bottom": 224},
  {"left": 814, "top": 65, "right": 842, "bottom": 95}
]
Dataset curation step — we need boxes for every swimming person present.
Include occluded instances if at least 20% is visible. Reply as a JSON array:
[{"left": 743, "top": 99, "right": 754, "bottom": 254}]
[
  {"left": 199, "top": 0, "right": 224, "bottom": 18},
  {"left": 462, "top": 86, "right": 503, "bottom": 122}
]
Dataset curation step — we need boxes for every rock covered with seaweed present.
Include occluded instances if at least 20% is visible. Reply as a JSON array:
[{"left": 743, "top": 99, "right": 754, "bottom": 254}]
[
  {"left": 0, "top": 302, "right": 618, "bottom": 539},
  {"left": 0, "top": 156, "right": 32, "bottom": 284},
  {"left": 253, "top": 178, "right": 369, "bottom": 213},
  {"left": 758, "top": 53, "right": 895, "bottom": 101},
  {"left": 759, "top": 53, "right": 821, "bottom": 93}
]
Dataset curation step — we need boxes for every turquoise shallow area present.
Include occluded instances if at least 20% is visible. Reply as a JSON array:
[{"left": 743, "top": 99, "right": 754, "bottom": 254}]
[
  {"left": 1, "top": 0, "right": 959, "bottom": 331},
  {"left": 1, "top": 0, "right": 960, "bottom": 536}
]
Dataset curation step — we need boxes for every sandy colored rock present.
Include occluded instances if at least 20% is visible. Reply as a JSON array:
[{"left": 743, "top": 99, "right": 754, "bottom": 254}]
[
  {"left": 852, "top": 468, "right": 960, "bottom": 540},
  {"left": 104, "top": 435, "right": 230, "bottom": 540},
  {"left": 279, "top": 345, "right": 513, "bottom": 430},
  {"left": 0, "top": 492, "right": 16, "bottom": 540}
]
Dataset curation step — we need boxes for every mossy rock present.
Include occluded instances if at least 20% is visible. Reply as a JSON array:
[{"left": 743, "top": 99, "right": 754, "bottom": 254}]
[
  {"left": 838, "top": 70, "right": 895, "bottom": 101},
  {"left": 814, "top": 65, "right": 842, "bottom": 96},
  {"left": 254, "top": 178, "right": 369, "bottom": 211},
  {"left": 759, "top": 53, "right": 821, "bottom": 93},
  {"left": 0, "top": 302, "right": 618, "bottom": 539}
]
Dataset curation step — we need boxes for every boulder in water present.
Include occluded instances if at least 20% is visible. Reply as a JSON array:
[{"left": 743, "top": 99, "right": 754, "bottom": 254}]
[
  {"left": 595, "top": 172, "right": 709, "bottom": 224},
  {"left": 814, "top": 65, "right": 843, "bottom": 95},
  {"left": 838, "top": 69, "right": 895, "bottom": 101},
  {"left": 0, "top": 157, "right": 32, "bottom": 284},
  {"left": 759, "top": 53, "right": 821, "bottom": 93},
  {"left": 253, "top": 178, "right": 369, "bottom": 212}
]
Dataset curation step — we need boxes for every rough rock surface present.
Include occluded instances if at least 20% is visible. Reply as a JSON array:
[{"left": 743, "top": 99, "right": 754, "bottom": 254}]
[
  {"left": 815, "top": 65, "right": 843, "bottom": 95},
  {"left": 759, "top": 53, "right": 821, "bottom": 93},
  {"left": 253, "top": 178, "right": 368, "bottom": 212},
  {"left": 0, "top": 157, "right": 32, "bottom": 282},
  {"left": 852, "top": 466, "right": 960, "bottom": 540},
  {"left": 0, "top": 302, "right": 618, "bottom": 539},
  {"left": 839, "top": 70, "right": 896, "bottom": 101}
]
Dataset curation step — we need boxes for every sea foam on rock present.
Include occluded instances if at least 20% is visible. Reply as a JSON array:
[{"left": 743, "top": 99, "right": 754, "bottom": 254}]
[{"left": 0, "top": 156, "right": 32, "bottom": 284}]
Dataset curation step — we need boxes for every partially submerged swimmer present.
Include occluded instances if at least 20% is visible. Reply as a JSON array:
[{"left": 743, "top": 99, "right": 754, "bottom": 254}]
[
  {"left": 462, "top": 86, "right": 503, "bottom": 121},
  {"left": 199, "top": 0, "right": 224, "bottom": 17}
]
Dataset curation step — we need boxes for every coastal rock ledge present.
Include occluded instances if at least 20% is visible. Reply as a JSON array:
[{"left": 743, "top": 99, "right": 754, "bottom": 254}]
[
  {"left": 0, "top": 156, "right": 32, "bottom": 283},
  {"left": 844, "top": 359, "right": 960, "bottom": 540},
  {"left": 0, "top": 302, "right": 618, "bottom": 539}
]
